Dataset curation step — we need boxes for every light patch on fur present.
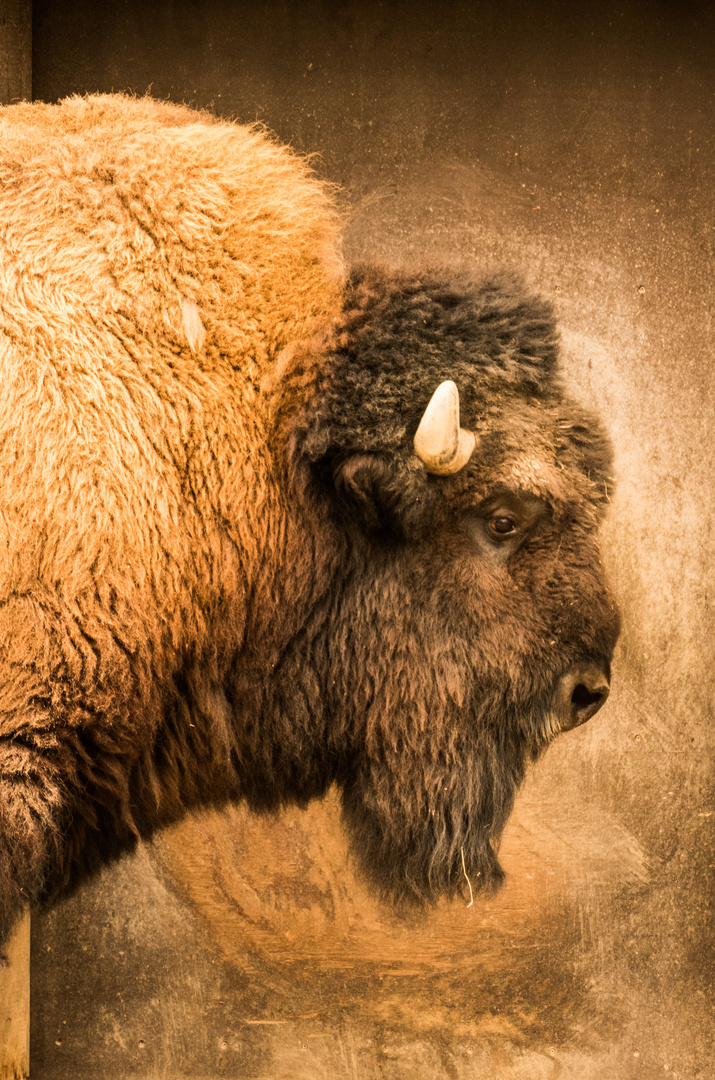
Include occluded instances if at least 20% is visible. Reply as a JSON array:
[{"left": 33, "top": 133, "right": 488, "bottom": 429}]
[
  {"left": 181, "top": 297, "right": 206, "bottom": 354},
  {"left": 508, "top": 454, "right": 566, "bottom": 499}
]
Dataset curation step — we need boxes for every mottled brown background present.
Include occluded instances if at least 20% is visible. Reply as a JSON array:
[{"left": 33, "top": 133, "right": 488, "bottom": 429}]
[{"left": 16, "top": 0, "right": 715, "bottom": 1076}]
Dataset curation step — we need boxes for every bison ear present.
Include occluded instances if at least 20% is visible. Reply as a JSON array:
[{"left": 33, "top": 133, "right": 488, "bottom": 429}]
[{"left": 331, "top": 453, "right": 432, "bottom": 537}]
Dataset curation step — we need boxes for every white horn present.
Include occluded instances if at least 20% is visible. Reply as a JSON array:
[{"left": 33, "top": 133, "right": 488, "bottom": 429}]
[{"left": 413, "top": 380, "right": 476, "bottom": 476}]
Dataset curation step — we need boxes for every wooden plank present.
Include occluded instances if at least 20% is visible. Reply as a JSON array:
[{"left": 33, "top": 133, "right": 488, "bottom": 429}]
[
  {"left": 0, "top": 0, "right": 31, "bottom": 105},
  {"left": 0, "top": 910, "right": 30, "bottom": 1080}
]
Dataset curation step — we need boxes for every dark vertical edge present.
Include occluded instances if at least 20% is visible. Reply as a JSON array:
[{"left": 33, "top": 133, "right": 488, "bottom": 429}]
[{"left": 0, "top": 0, "right": 31, "bottom": 104}]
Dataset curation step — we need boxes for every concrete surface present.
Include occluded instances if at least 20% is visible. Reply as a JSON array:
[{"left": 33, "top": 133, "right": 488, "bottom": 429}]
[{"left": 28, "top": 1, "right": 715, "bottom": 1077}]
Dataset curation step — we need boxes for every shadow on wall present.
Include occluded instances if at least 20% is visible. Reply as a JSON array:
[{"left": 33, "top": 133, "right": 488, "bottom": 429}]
[{"left": 153, "top": 778, "right": 649, "bottom": 1038}]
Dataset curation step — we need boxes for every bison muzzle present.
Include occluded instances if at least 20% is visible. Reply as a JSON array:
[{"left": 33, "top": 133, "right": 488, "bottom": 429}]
[{"left": 0, "top": 94, "right": 620, "bottom": 945}]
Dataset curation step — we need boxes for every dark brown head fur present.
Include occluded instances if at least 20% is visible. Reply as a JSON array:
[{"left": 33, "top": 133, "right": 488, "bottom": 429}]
[{"left": 245, "top": 267, "right": 620, "bottom": 904}]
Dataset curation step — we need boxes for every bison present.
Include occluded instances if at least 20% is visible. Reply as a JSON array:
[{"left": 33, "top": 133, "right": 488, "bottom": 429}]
[{"left": 0, "top": 94, "right": 619, "bottom": 946}]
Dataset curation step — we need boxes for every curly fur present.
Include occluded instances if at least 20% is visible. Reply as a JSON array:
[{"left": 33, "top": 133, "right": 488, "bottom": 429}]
[{"left": 0, "top": 95, "right": 619, "bottom": 943}]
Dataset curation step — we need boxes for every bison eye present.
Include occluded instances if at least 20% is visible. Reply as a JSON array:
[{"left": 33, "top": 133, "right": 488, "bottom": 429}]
[
  {"left": 465, "top": 492, "right": 549, "bottom": 562},
  {"left": 489, "top": 516, "right": 518, "bottom": 537}
]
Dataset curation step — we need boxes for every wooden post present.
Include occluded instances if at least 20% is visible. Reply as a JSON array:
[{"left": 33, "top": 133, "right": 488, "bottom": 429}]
[
  {"left": 0, "top": 0, "right": 31, "bottom": 104},
  {"left": 0, "top": 911, "right": 30, "bottom": 1080}
]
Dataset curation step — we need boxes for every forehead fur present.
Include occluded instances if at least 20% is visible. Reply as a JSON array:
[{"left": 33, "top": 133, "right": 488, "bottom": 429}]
[
  {"left": 298, "top": 267, "right": 613, "bottom": 504},
  {"left": 467, "top": 396, "right": 615, "bottom": 509},
  {"left": 306, "top": 267, "right": 559, "bottom": 455}
]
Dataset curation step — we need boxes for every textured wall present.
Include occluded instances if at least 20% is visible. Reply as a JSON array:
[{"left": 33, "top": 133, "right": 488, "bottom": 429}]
[
  {"left": 30, "top": 2, "right": 714, "bottom": 1078},
  {"left": 0, "top": 0, "right": 30, "bottom": 105}
]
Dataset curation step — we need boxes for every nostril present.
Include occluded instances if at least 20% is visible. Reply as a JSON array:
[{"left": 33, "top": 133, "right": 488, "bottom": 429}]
[
  {"left": 557, "top": 662, "right": 612, "bottom": 731},
  {"left": 571, "top": 683, "right": 607, "bottom": 713}
]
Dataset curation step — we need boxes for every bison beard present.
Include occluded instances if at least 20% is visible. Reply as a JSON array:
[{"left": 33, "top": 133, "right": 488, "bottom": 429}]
[
  {"left": 0, "top": 95, "right": 620, "bottom": 945},
  {"left": 341, "top": 689, "right": 532, "bottom": 903}
]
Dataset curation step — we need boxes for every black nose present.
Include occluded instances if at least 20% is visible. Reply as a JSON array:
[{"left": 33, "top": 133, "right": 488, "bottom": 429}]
[{"left": 556, "top": 662, "right": 611, "bottom": 731}]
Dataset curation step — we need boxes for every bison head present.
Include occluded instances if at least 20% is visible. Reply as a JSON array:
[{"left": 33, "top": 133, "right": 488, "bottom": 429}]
[{"left": 245, "top": 267, "right": 620, "bottom": 905}]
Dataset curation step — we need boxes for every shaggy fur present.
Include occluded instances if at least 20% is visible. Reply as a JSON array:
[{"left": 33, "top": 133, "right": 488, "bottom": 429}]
[{"left": 0, "top": 95, "right": 619, "bottom": 944}]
